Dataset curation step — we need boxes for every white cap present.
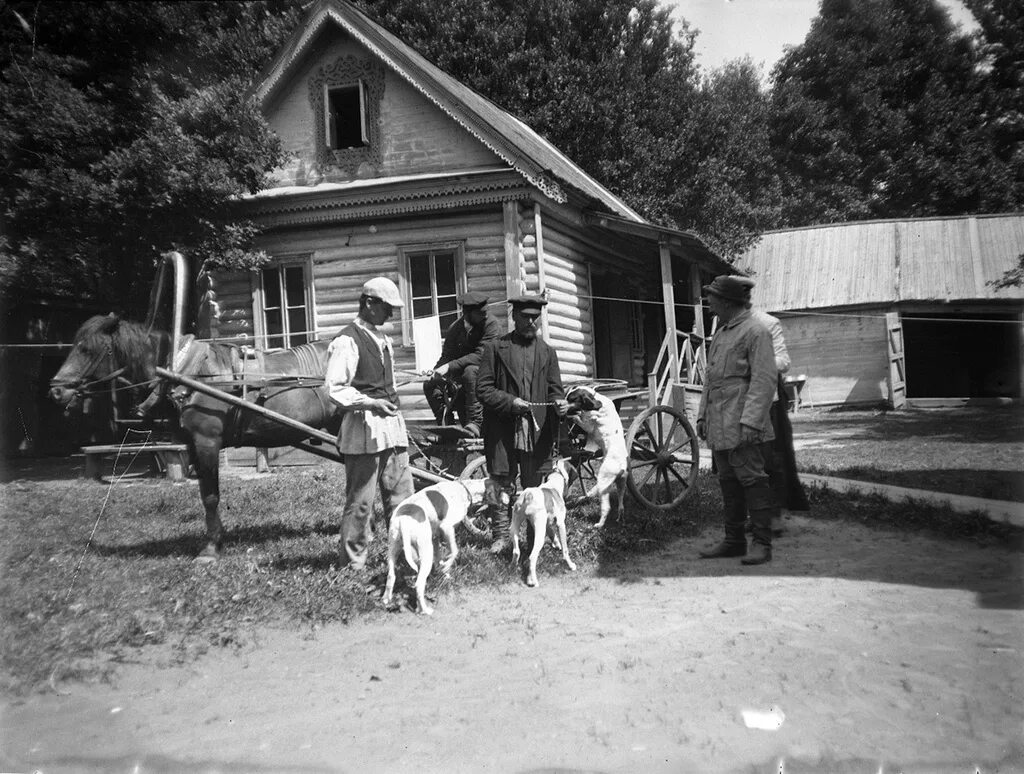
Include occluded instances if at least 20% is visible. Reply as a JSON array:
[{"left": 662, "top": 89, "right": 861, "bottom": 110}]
[{"left": 361, "top": 277, "right": 404, "bottom": 307}]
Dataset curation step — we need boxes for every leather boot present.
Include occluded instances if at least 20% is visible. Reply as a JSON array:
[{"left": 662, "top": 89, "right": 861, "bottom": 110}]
[
  {"left": 489, "top": 508, "right": 510, "bottom": 554},
  {"left": 741, "top": 480, "right": 775, "bottom": 565},
  {"left": 700, "top": 477, "right": 747, "bottom": 558},
  {"left": 484, "top": 479, "right": 511, "bottom": 554}
]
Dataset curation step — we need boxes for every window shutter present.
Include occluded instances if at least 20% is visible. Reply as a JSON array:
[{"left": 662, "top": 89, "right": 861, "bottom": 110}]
[{"left": 358, "top": 79, "right": 369, "bottom": 145}]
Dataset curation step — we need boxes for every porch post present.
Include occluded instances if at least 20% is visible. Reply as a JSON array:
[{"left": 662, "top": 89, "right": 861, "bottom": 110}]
[
  {"left": 659, "top": 240, "right": 679, "bottom": 384},
  {"left": 689, "top": 262, "right": 706, "bottom": 383},
  {"left": 533, "top": 202, "right": 549, "bottom": 340},
  {"left": 503, "top": 200, "right": 522, "bottom": 330}
]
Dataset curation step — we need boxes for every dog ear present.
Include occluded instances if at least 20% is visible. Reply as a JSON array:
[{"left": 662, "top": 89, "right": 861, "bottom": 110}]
[{"left": 100, "top": 313, "right": 121, "bottom": 334}]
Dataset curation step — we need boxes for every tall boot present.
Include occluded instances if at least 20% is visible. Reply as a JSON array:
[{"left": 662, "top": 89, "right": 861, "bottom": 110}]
[
  {"left": 699, "top": 478, "right": 748, "bottom": 558},
  {"left": 484, "top": 479, "right": 511, "bottom": 554},
  {"left": 741, "top": 479, "right": 775, "bottom": 565}
]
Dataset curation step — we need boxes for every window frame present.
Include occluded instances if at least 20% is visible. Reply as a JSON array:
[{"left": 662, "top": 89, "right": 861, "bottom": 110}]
[
  {"left": 250, "top": 254, "right": 316, "bottom": 351},
  {"left": 324, "top": 79, "right": 369, "bottom": 150},
  {"left": 397, "top": 241, "right": 467, "bottom": 347}
]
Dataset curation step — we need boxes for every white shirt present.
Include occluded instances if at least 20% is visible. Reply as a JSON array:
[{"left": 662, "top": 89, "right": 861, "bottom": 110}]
[{"left": 325, "top": 316, "right": 408, "bottom": 455}]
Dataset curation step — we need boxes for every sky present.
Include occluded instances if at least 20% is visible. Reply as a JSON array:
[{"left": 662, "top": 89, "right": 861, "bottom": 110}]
[{"left": 666, "top": 0, "right": 981, "bottom": 76}]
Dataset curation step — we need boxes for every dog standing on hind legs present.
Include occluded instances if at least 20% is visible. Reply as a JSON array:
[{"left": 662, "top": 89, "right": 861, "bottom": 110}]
[
  {"left": 565, "top": 384, "right": 628, "bottom": 528},
  {"left": 382, "top": 478, "right": 487, "bottom": 615},
  {"left": 510, "top": 457, "right": 578, "bottom": 587}
]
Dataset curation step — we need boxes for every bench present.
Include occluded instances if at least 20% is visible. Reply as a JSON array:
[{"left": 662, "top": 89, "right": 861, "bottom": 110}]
[{"left": 82, "top": 443, "right": 190, "bottom": 482}]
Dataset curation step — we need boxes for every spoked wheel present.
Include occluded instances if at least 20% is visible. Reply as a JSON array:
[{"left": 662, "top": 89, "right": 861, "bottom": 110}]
[
  {"left": 458, "top": 455, "right": 491, "bottom": 538},
  {"left": 625, "top": 404, "right": 699, "bottom": 510}
]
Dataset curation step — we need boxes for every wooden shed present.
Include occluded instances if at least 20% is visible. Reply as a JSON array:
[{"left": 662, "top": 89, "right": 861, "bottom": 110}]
[
  {"left": 203, "top": 0, "right": 730, "bottom": 419},
  {"left": 736, "top": 214, "right": 1024, "bottom": 408}
]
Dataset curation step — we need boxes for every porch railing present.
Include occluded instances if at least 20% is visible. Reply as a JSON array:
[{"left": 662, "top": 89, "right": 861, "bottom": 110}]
[{"left": 646, "top": 320, "right": 716, "bottom": 407}]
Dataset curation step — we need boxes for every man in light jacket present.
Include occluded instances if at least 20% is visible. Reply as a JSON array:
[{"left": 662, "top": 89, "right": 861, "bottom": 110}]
[{"left": 696, "top": 275, "right": 779, "bottom": 565}]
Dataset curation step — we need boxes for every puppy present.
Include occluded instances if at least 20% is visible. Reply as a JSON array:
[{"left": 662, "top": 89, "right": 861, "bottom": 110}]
[
  {"left": 565, "top": 384, "right": 628, "bottom": 527},
  {"left": 510, "top": 457, "right": 578, "bottom": 587},
  {"left": 382, "top": 477, "right": 487, "bottom": 615}
]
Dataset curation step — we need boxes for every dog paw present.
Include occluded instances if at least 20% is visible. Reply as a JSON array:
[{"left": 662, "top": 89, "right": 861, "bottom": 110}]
[
  {"left": 525, "top": 576, "right": 538, "bottom": 587},
  {"left": 417, "top": 605, "right": 434, "bottom": 615},
  {"left": 566, "top": 561, "right": 578, "bottom": 572}
]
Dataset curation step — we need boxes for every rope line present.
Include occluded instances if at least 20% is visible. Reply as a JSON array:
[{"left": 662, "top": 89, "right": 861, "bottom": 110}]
[
  {"left": 64, "top": 428, "right": 152, "bottom": 603},
  {"left": 4, "top": 291, "right": 1023, "bottom": 352}
]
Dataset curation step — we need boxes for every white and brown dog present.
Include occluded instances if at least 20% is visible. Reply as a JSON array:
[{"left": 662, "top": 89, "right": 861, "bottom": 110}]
[
  {"left": 510, "top": 457, "right": 578, "bottom": 587},
  {"left": 382, "top": 477, "right": 488, "bottom": 615},
  {"left": 565, "top": 384, "right": 628, "bottom": 527}
]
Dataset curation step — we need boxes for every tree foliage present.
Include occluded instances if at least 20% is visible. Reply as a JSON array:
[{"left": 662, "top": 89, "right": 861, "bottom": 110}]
[
  {"left": 768, "top": 0, "right": 1023, "bottom": 227},
  {"left": 0, "top": 1, "right": 303, "bottom": 313}
]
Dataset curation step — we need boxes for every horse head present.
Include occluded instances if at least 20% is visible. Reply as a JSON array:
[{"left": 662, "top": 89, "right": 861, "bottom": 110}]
[{"left": 49, "top": 313, "right": 157, "bottom": 410}]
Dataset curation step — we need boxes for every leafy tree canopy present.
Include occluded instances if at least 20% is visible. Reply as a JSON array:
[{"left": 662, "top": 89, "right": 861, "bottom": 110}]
[
  {"left": 0, "top": 0, "right": 303, "bottom": 314},
  {"left": 768, "top": 0, "right": 1023, "bottom": 227}
]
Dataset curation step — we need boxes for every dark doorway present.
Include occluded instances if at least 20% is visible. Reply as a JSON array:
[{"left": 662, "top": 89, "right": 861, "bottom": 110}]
[{"left": 903, "top": 311, "right": 1020, "bottom": 398}]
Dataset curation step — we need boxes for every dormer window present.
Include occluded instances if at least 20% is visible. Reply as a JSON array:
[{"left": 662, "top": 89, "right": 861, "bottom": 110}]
[
  {"left": 309, "top": 56, "right": 384, "bottom": 175},
  {"left": 326, "top": 82, "right": 368, "bottom": 150}
]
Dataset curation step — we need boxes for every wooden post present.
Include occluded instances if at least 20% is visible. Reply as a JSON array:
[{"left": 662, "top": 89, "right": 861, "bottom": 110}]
[
  {"left": 256, "top": 448, "right": 270, "bottom": 474},
  {"left": 689, "top": 262, "right": 705, "bottom": 384},
  {"left": 533, "top": 202, "right": 549, "bottom": 340},
  {"left": 503, "top": 201, "right": 522, "bottom": 329},
  {"left": 659, "top": 240, "right": 679, "bottom": 394}
]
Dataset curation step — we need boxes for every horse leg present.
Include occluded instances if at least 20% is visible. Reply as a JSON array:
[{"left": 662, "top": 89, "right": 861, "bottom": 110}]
[{"left": 191, "top": 438, "right": 224, "bottom": 562}]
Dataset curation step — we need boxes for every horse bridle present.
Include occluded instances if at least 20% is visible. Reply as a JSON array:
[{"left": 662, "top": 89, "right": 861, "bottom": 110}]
[{"left": 51, "top": 343, "right": 129, "bottom": 399}]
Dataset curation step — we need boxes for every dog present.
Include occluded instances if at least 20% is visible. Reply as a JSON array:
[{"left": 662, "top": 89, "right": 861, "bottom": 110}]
[
  {"left": 565, "top": 384, "right": 628, "bottom": 527},
  {"left": 382, "top": 477, "right": 488, "bottom": 615},
  {"left": 510, "top": 457, "right": 578, "bottom": 587}
]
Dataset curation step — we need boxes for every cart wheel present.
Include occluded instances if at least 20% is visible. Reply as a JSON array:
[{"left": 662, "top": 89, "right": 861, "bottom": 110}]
[
  {"left": 626, "top": 404, "right": 698, "bottom": 510},
  {"left": 458, "top": 455, "right": 492, "bottom": 538}
]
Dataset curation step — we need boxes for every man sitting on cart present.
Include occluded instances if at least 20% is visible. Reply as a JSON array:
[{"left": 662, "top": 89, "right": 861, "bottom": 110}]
[{"left": 422, "top": 290, "right": 500, "bottom": 438}]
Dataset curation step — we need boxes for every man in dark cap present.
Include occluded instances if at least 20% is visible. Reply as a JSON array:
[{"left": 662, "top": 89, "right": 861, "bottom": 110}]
[
  {"left": 696, "top": 275, "right": 778, "bottom": 565},
  {"left": 476, "top": 295, "right": 569, "bottom": 554},
  {"left": 423, "top": 290, "right": 500, "bottom": 437}
]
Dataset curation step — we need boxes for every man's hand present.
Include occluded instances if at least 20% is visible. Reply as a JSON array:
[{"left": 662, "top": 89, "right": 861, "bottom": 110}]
[
  {"left": 740, "top": 424, "right": 762, "bottom": 446},
  {"left": 696, "top": 419, "right": 706, "bottom": 441},
  {"left": 510, "top": 397, "right": 531, "bottom": 415},
  {"left": 554, "top": 398, "right": 569, "bottom": 417},
  {"left": 431, "top": 362, "right": 450, "bottom": 379},
  {"left": 367, "top": 399, "right": 399, "bottom": 417}
]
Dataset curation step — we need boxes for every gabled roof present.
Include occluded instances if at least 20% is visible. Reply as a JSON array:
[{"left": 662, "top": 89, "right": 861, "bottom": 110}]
[
  {"left": 252, "top": 0, "right": 644, "bottom": 221},
  {"left": 736, "top": 214, "right": 1024, "bottom": 312}
]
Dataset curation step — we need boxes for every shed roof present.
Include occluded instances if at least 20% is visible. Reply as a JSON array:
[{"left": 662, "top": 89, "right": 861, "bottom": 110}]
[
  {"left": 253, "top": 0, "right": 644, "bottom": 222},
  {"left": 736, "top": 214, "right": 1024, "bottom": 311}
]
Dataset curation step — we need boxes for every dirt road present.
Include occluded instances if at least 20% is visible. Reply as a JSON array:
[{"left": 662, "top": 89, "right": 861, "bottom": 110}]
[{"left": 3, "top": 509, "right": 1022, "bottom": 773}]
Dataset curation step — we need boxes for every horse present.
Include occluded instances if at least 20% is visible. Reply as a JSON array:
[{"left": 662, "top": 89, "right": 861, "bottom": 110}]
[{"left": 50, "top": 313, "right": 342, "bottom": 561}]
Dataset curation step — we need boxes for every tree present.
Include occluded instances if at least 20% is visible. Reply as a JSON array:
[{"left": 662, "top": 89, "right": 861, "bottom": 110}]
[
  {"left": 768, "top": 0, "right": 1022, "bottom": 227},
  {"left": 0, "top": 1, "right": 303, "bottom": 314}
]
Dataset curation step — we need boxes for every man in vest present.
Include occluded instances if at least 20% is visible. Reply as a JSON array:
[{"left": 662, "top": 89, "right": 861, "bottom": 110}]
[
  {"left": 476, "top": 295, "right": 569, "bottom": 554},
  {"left": 422, "top": 290, "right": 500, "bottom": 436},
  {"left": 696, "top": 275, "right": 778, "bottom": 565},
  {"left": 325, "top": 277, "right": 414, "bottom": 570}
]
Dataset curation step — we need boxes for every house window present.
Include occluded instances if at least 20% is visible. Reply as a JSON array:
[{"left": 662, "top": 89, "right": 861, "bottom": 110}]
[
  {"left": 325, "top": 82, "right": 367, "bottom": 150},
  {"left": 258, "top": 261, "right": 313, "bottom": 350},
  {"left": 398, "top": 242, "right": 467, "bottom": 345}
]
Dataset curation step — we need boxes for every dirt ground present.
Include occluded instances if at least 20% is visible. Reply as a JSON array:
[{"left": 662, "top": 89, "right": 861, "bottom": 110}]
[{"left": 2, "top": 507, "right": 1023, "bottom": 774}]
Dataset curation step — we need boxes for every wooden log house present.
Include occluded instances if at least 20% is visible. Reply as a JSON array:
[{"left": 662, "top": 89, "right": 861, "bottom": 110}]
[{"left": 205, "top": 0, "right": 732, "bottom": 422}]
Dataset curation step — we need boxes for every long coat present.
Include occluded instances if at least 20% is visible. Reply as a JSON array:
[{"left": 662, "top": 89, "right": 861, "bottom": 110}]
[{"left": 476, "top": 333, "right": 565, "bottom": 477}]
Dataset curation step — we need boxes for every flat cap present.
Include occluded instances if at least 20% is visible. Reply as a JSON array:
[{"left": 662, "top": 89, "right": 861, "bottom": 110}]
[
  {"left": 509, "top": 294, "right": 548, "bottom": 315},
  {"left": 459, "top": 291, "right": 489, "bottom": 308},
  {"left": 361, "top": 277, "right": 404, "bottom": 307},
  {"left": 702, "top": 275, "right": 751, "bottom": 304}
]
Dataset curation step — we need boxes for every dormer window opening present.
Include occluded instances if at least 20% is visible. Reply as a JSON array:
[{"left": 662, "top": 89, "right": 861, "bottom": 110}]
[{"left": 326, "top": 81, "right": 368, "bottom": 150}]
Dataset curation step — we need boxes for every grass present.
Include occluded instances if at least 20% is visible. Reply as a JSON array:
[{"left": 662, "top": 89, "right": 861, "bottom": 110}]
[
  {"left": 791, "top": 406, "right": 1024, "bottom": 502},
  {"left": 2, "top": 404, "right": 1021, "bottom": 694},
  {"left": 0, "top": 469, "right": 711, "bottom": 695}
]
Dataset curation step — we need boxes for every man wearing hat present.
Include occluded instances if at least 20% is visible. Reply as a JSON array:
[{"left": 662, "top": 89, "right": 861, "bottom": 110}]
[
  {"left": 325, "top": 276, "right": 414, "bottom": 570},
  {"left": 733, "top": 276, "right": 810, "bottom": 536},
  {"left": 422, "top": 290, "right": 500, "bottom": 437},
  {"left": 476, "top": 295, "right": 569, "bottom": 554},
  {"left": 696, "top": 275, "right": 779, "bottom": 565}
]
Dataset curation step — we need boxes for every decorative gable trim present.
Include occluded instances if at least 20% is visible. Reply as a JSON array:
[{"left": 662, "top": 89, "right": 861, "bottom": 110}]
[{"left": 255, "top": 3, "right": 567, "bottom": 204}]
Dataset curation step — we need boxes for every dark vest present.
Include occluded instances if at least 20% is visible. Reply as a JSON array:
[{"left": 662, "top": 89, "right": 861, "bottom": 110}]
[{"left": 342, "top": 322, "right": 399, "bottom": 405}]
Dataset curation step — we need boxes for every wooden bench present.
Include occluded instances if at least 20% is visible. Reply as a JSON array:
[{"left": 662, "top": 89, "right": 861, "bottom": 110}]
[{"left": 82, "top": 443, "right": 190, "bottom": 482}]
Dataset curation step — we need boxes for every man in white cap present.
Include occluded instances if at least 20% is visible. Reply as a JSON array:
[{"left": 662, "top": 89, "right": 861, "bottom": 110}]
[{"left": 325, "top": 276, "right": 414, "bottom": 570}]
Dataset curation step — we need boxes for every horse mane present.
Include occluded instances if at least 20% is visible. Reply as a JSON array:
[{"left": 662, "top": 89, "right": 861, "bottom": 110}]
[{"left": 75, "top": 314, "right": 162, "bottom": 382}]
